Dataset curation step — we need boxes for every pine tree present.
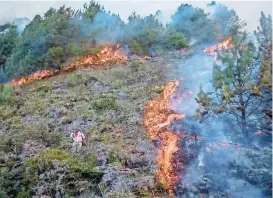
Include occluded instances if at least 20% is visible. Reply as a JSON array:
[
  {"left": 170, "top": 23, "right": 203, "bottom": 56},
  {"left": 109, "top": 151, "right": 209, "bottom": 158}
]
[{"left": 195, "top": 34, "right": 267, "bottom": 143}]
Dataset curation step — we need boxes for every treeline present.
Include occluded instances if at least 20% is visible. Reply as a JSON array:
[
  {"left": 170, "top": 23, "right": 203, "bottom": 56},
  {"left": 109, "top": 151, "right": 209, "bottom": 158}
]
[{"left": 0, "top": 1, "right": 240, "bottom": 80}]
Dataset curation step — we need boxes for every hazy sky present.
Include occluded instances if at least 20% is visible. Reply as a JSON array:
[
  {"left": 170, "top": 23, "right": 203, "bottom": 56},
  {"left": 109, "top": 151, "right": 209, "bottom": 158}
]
[{"left": 0, "top": 1, "right": 272, "bottom": 32}]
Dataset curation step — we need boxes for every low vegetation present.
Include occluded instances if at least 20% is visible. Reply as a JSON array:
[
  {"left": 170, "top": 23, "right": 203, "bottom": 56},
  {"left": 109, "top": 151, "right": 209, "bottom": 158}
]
[{"left": 0, "top": 59, "right": 169, "bottom": 197}]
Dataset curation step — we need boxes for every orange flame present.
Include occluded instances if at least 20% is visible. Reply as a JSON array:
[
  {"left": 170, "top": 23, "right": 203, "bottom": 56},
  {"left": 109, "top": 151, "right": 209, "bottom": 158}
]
[
  {"left": 11, "top": 70, "right": 55, "bottom": 86},
  {"left": 11, "top": 45, "right": 127, "bottom": 86},
  {"left": 144, "top": 81, "right": 185, "bottom": 194},
  {"left": 204, "top": 37, "right": 234, "bottom": 60}
]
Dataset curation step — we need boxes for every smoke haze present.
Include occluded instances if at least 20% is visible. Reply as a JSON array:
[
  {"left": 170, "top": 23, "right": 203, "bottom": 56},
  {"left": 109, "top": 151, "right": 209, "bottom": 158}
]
[{"left": 0, "top": 1, "right": 272, "bottom": 33}]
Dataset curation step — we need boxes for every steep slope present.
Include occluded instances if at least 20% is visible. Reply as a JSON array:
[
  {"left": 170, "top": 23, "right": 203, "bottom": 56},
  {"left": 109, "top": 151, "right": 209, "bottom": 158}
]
[{"left": 0, "top": 59, "right": 172, "bottom": 197}]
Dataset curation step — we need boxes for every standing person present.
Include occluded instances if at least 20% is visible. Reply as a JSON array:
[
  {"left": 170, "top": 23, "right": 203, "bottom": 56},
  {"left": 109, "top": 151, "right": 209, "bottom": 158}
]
[{"left": 70, "top": 128, "right": 85, "bottom": 153}]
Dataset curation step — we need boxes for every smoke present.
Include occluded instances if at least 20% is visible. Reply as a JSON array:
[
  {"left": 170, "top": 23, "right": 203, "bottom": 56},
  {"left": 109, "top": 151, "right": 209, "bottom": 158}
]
[
  {"left": 0, "top": 18, "right": 30, "bottom": 34},
  {"left": 169, "top": 4, "right": 215, "bottom": 42},
  {"left": 207, "top": 3, "right": 240, "bottom": 38},
  {"left": 167, "top": 42, "right": 270, "bottom": 197},
  {"left": 71, "top": 11, "right": 126, "bottom": 45},
  {"left": 155, "top": 10, "right": 169, "bottom": 26},
  {"left": 13, "top": 17, "right": 30, "bottom": 34}
]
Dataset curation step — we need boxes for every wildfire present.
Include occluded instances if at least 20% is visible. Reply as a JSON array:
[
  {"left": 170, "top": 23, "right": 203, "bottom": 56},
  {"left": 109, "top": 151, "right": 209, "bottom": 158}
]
[
  {"left": 11, "top": 44, "right": 127, "bottom": 86},
  {"left": 11, "top": 70, "right": 55, "bottom": 86},
  {"left": 143, "top": 81, "right": 185, "bottom": 194},
  {"left": 204, "top": 37, "right": 234, "bottom": 60}
]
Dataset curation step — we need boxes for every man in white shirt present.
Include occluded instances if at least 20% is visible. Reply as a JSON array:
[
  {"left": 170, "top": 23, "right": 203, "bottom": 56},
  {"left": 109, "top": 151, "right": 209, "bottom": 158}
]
[{"left": 70, "top": 128, "right": 85, "bottom": 153}]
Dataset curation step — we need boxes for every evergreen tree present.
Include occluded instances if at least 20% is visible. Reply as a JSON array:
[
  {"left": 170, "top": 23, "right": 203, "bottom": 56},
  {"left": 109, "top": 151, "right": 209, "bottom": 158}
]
[{"left": 195, "top": 34, "right": 268, "bottom": 143}]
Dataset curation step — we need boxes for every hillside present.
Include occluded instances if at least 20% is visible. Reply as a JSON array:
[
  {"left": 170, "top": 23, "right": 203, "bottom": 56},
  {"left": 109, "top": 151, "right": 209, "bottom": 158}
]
[
  {"left": 0, "top": 1, "right": 272, "bottom": 198},
  {"left": 0, "top": 59, "right": 172, "bottom": 197}
]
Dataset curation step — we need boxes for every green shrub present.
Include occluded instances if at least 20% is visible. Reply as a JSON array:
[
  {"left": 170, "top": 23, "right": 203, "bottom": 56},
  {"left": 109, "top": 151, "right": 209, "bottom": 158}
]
[
  {"left": 64, "top": 72, "right": 84, "bottom": 87},
  {"left": 0, "top": 104, "right": 17, "bottom": 120},
  {"left": 129, "top": 40, "right": 144, "bottom": 55},
  {"left": 0, "top": 149, "right": 103, "bottom": 197},
  {"left": 0, "top": 85, "right": 13, "bottom": 102},
  {"left": 101, "top": 133, "right": 111, "bottom": 144},
  {"left": 91, "top": 93, "right": 116, "bottom": 110},
  {"left": 165, "top": 32, "right": 188, "bottom": 50}
]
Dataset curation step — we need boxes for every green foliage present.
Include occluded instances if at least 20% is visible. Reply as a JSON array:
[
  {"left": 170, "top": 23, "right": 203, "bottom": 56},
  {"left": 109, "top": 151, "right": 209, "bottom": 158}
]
[
  {"left": 0, "top": 85, "right": 13, "bottom": 102},
  {"left": 80, "top": 1, "right": 105, "bottom": 21},
  {"left": 170, "top": 4, "right": 215, "bottom": 41},
  {"left": 0, "top": 1, "right": 198, "bottom": 78},
  {"left": 126, "top": 13, "right": 163, "bottom": 55},
  {"left": 44, "top": 46, "right": 71, "bottom": 68},
  {"left": 0, "top": 0, "right": 254, "bottom": 81},
  {"left": 196, "top": 35, "right": 266, "bottom": 141},
  {"left": 91, "top": 93, "right": 117, "bottom": 110},
  {"left": 0, "top": 24, "right": 18, "bottom": 70},
  {"left": 3, "top": 6, "right": 77, "bottom": 77},
  {"left": 64, "top": 71, "right": 84, "bottom": 86},
  {"left": 164, "top": 31, "right": 188, "bottom": 49},
  {"left": 0, "top": 122, "right": 61, "bottom": 153},
  {"left": 0, "top": 146, "right": 100, "bottom": 197},
  {"left": 129, "top": 40, "right": 143, "bottom": 55},
  {"left": 101, "top": 133, "right": 111, "bottom": 144},
  {"left": 255, "top": 12, "right": 272, "bottom": 90}
]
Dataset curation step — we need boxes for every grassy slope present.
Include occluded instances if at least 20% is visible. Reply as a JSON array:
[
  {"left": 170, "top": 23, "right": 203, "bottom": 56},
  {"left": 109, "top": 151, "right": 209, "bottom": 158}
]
[{"left": 0, "top": 60, "right": 172, "bottom": 197}]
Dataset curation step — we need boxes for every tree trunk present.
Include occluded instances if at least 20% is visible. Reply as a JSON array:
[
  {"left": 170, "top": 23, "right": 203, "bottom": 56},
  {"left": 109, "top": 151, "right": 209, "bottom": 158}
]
[
  {"left": 239, "top": 92, "right": 248, "bottom": 144},
  {"left": 241, "top": 110, "right": 248, "bottom": 144}
]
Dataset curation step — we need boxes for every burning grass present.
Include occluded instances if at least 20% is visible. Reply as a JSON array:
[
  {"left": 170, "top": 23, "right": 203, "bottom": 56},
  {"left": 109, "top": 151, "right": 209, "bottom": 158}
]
[
  {"left": 143, "top": 81, "right": 185, "bottom": 194},
  {"left": 11, "top": 44, "right": 127, "bottom": 86}
]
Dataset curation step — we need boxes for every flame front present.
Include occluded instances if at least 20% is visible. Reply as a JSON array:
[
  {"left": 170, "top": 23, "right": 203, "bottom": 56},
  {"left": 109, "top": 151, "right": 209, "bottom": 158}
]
[
  {"left": 204, "top": 37, "right": 234, "bottom": 60},
  {"left": 11, "top": 45, "right": 127, "bottom": 86},
  {"left": 144, "top": 81, "right": 185, "bottom": 194},
  {"left": 12, "top": 70, "right": 55, "bottom": 86}
]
